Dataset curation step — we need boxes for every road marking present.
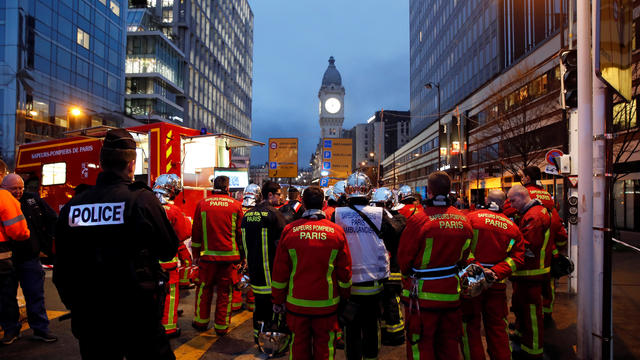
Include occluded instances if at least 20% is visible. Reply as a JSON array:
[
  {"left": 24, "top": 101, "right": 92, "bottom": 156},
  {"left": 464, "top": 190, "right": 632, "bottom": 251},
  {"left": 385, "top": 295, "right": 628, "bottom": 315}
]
[
  {"left": 174, "top": 311, "right": 253, "bottom": 360},
  {"left": 0, "top": 310, "right": 67, "bottom": 337}
]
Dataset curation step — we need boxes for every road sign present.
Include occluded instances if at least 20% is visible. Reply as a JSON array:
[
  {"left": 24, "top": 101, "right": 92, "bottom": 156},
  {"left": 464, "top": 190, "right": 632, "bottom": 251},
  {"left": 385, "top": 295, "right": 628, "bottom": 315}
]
[
  {"left": 322, "top": 138, "right": 352, "bottom": 179},
  {"left": 268, "top": 138, "right": 298, "bottom": 178},
  {"left": 545, "top": 149, "right": 564, "bottom": 166},
  {"left": 596, "top": 0, "right": 632, "bottom": 101},
  {"left": 568, "top": 176, "right": 578, "bottom": 187},
  {"left": 319, "top": 177, "right": 329, "bottom": 187},
  {"left": 545, "top": 164, "right": 559, "bottom": 175}
]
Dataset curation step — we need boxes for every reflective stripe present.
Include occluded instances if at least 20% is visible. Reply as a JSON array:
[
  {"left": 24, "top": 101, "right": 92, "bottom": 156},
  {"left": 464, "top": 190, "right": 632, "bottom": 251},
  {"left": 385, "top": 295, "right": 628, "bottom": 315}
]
[
  {"left": 523, "top": 303, "right": 543, "bottom": 355},
  {"left": 201, "top": 211, "right": 208, "bottom": 251},
  {"left": 420, "top": 238, "right": 433, "bottom": 268},
  {"left": 2, "top": 214, "right": 25, "bottom": 227},
  {"left": 540, "top": 227, "right": 550, "bottom": 269},
  {"left": 401, "top": 288, "right": 460, "bottom": 302},
  {"left": 231, "top": 213, "right": 237, "bottom": 252},
  {"left": 388, "top": 272, "right": 402, "bottom": 282},
  {"left": 288, "top": 249, "right": 297, "bottom": 297},
  {"left": 338, "top": 280, "right": 352, "bottom": 288},
  {"left": 459, "top": 238, "right": 471, "bottom": 261},
  {"left": 250, "top": 284, "right": 272, "bottom": 294},
  {"left": 191, "top": 242, "right": 201, "bottom": 248},
  {"left": 214, "top": 323, "right": 228, "bottom": 330},
  {"left": 328, "top": 330, "right": 335, "bottom": 360},
  {"left": 194, "top": 282, "right": 208, "bottom": 324},
  {"left": 552, "top": 248, "right": 559, "bottom": 256},
  {"left": 164, "top": 283, "right": 177, "bottom": 330},
  {"left": 411, "top": 334, "right": 421, "bottom": 359},
  {"left": 262, "top": 228, "right": 271, "bottom": 287},
  {"left": 241, "top": 228, "right": 248, "bottom": 259},
  {"left": 272, "top": 280, "right": 287, "bottom": 289},
  {"left": 462, "top": 322, "right": 471, "bottom": 360},
  {"left": 327, "top": 249, "right": 338, "bottom": 300},
  {"left": 223, "top": 283, "right": 233, "bottom": 328},
  {"left": 288, "top": 333, "right": 295, "bottom": 360},
  {"left": 286, "top": 295, "right": 340, "bottom": 307},
  {"left": 470, "top": 229, "right": 479, "bottom": 255},
  {"left": 506, "top": 238, "right": 515, "bottom": 253},
  {"left": 505, "top": 257, "right": 517, "bottom": 272},
  {"left": 201, "top": 250, "right": 239, "bottom": 257},
  {"left": 352, "top": 281, "right": 383, "bottom": 295},
  {"left": 512, "top": 267, "right": 550, "bottom": 276}
]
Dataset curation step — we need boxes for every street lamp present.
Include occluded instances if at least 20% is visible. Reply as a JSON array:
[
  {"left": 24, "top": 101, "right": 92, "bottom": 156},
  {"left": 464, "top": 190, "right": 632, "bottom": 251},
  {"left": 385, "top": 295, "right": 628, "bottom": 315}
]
[{"left": 424, "top": 82, "right": 441, "bottom": 171}]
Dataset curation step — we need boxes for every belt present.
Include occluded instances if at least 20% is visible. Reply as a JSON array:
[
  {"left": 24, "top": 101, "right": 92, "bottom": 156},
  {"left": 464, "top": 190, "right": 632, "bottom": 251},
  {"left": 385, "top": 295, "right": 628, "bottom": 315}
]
[
  {"left": 0, "top": 251, "right": 12, "bottom": 260},
  {"left": 411, "top": 265, "right": 458, "bottom": 280}
]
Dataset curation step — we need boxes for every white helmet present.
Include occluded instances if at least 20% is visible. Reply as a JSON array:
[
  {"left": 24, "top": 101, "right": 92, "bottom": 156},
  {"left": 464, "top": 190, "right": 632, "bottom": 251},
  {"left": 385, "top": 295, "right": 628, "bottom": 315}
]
[
  {"left": 332, "top": 181, "right": 346, "bottom": 201},
  {"left": 345, "top": 171, "right": 372, "bottom": 198},
  {"left": 324, "top": 187, "right": 334, "bottom": 200},
  {"left": 371, "top": 187, "right": 397, "bottom": 208},
  {"left": 242, "top": 183, "right": 261, "bottom": 207},
  {"left": 153, "top": 174, "right": 182, "bottom": 204}
]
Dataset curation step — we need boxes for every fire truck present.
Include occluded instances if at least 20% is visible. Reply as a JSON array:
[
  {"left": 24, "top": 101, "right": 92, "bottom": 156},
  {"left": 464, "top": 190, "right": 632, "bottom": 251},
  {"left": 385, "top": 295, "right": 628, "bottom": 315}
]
[{"left": 15, "top": 122, "right": 263, "bottom": 218}]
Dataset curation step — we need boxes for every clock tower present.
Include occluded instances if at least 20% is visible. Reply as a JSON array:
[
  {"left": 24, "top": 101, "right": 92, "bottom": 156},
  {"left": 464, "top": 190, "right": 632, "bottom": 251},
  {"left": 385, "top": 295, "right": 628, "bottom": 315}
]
[{"left": 318, "top": 56, "right": 345, "bottom": 138}]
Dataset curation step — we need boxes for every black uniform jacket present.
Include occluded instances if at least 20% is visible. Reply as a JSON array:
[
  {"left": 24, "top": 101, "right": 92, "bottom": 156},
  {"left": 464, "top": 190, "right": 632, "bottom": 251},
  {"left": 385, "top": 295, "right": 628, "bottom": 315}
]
[
  {"left": 53, "top": 171, "right": 179, "bottom": 320},
  {"left": 13, "top": 192, "right": 57, "bottom": 262},
  {"left": 241, "top": 201, "right": 286, "bottom": 295}
]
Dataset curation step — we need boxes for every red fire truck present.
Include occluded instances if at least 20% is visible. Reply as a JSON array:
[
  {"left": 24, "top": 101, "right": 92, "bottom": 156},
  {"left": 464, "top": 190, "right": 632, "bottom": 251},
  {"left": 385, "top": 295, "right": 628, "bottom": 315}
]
[{"left": 15, "top": 122, "right": 263, "bottom": 218}]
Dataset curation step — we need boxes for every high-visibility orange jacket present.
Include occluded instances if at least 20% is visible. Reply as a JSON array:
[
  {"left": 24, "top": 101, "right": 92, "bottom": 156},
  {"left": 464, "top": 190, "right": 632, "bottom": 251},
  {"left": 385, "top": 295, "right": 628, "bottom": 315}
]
[
  {"left": 397, "top": 204, "right": 423, "bottom": 220},
  {"left": 271, "top": 216, "right": 351, "bottom": 315},
  {"left": 397, "top": 205, "right": 473, "bottom": 309},
  {"left": 192, "top": 191, "right": 243, "bottom": 262},
  {"left": 511, "top": 200, "right": 552, "bottom": 281},
  {"left": 467, "top": 209, "right": 525, "bottom": 285},
  {"left": 0, "top": 189, "right": 30, "bottom": 243}
]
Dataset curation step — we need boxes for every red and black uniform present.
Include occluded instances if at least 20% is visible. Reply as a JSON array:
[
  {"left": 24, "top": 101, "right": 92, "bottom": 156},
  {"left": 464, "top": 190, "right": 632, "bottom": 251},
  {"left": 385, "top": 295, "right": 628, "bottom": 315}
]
[
  {"left": 510, "top": 200, "right": 552, "bottom": 358},
  {"left": 241, "top": 202, "right": 287, "bottom": 343},
  {"left": 279, "top": 199, "right": 305, "bottom": 224},
  {"left": 231, "top": 206, "right": 256, "bottom": 312},
  {"left": 272, "top": 211, "right": 351, "bottom": 360},
  {"left": 160, "top": 202, "right": 192, "bottom": 336},
  {"left": 397, "top": 202, "right": 473, "bottom": 360},
  {"left": 397, "top": 203, "right": 423, "bottom": 220},
  {"left": 191, "top": 190, "right": 243, "bottom": 335},
  {"left": 461, "top": 209, "right": 525, "bottom": 360}
]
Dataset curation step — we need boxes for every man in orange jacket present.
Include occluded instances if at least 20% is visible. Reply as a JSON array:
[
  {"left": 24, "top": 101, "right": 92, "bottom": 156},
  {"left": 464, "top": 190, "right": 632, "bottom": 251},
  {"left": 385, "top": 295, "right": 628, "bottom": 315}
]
[
  {"left": 272, "top": 186, "right": 352, "bottom": 360},
  {"left": 0, "top": 161, "right": 31, "bottom": 345},
  {"left": 462, "top": 190, "right": 525, "bottom": 360},
  {"left": 397, "top": 172, "right": 473, "bottom": 360},
  {"left": 191, "top": 175, "right": 243, "bottom": 335},
  {"left": 153, "top": 174, "right": 192, "bottom": 338},
  {"left": 507, "top": 185, "right": 552, "bottom": 359}
]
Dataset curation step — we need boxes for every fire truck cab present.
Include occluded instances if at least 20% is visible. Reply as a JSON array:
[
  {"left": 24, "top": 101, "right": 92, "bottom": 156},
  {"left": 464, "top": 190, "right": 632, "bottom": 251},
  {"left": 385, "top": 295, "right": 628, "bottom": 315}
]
[{"left": 15, "top": 122, "right": 263, "bottom": 218}]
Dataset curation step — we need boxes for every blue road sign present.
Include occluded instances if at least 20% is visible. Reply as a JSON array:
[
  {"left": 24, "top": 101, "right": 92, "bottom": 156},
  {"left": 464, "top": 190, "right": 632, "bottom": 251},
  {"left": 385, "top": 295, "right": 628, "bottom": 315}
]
[
  {"left": 323, "top": 161, "right": 331, "bottom": 170},
  {"left": 320, "top": 177, "right": 329, "bottom": 187},
  {"left": 324, "top": 140, "right": 332, "bottom": 148},
  {"left": 323, "top": 150, "right": 332, "bottom": 159},
  {"left": 269, "top": 161, "right": 277, "bottom": 169}
]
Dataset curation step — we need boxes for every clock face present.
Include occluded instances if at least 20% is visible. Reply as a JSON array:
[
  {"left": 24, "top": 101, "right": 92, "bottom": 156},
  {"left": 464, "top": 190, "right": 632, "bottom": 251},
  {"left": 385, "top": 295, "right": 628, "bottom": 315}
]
[{"left": 324, "top": 97, "right": 341, "bottom": 114}]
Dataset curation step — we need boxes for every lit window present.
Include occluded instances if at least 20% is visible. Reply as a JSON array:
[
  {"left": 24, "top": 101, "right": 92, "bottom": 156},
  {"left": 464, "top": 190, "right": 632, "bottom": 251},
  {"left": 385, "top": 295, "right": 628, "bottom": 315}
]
[
  {"left": 42, "top": 163, "right": 66, "bottom": 186},
  {"left": 110, "top": 1, "right": 120, "bottom": 16},
  {"left": 77, "top": 28, "right": 90, "bottom": 49},
  {"left": 99, "top": 0, "right": 106, "bottom": 4}
]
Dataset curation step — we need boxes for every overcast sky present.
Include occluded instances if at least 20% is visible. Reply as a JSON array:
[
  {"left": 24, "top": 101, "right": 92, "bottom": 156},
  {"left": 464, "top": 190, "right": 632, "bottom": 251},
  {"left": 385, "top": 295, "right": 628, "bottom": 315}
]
[{"left": 247, "top": 0, "right": 409, "bottom": 167}]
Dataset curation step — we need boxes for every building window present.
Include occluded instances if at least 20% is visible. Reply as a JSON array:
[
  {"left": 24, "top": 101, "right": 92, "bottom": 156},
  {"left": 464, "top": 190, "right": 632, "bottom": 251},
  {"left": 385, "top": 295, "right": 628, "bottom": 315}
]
[
  {"left": 99, "top": 0, "right": 106, "bottom": 5},
  {"left": 110, "top": 1, "right": 120, "bottom": 16},
  {"left": 77, "top": 28, "right": 90, "bottom": 49},
  {"left": 42, "top": 163, "right": 66, "bottom": 186}
]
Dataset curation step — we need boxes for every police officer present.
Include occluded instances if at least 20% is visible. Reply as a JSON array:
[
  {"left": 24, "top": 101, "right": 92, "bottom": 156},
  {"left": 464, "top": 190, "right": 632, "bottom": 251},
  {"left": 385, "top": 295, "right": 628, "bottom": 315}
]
[
  {"left": 241, "top": 181, "right": 287, "bottom": 345},
  {"left": 332, "top": 172, "right": 402, "bottom": 360},
  {"left": 397, "top": 171, "right": 473, "bottom": 360},
  {"left": 54, "top": 129, "right": 179, "bottom": 360}
]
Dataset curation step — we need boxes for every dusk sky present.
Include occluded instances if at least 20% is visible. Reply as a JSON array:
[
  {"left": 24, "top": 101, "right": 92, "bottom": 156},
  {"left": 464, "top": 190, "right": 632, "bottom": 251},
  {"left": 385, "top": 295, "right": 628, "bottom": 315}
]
[{"left": 247, "top": 0, "right": 409, "bottom": 167}]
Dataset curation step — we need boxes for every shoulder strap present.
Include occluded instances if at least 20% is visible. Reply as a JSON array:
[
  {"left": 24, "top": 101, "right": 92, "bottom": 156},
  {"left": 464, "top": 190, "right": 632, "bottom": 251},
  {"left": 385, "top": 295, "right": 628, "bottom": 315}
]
[{"left": 348, "top": 204, "right": 382, "bottom": 238}]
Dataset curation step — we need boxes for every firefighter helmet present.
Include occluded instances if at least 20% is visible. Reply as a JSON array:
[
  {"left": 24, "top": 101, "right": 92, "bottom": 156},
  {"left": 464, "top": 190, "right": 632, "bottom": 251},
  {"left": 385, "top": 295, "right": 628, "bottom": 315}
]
[
  {"left": 332, "top": 181, "right": 346, "bottom": 201},
  {"left": 152, "top": 174, "right": 182, "bottom": 204},
  {"left": 234, "top": 264, "right": 250, "bottom": 291},
  {"left": 459, "top": 264, "right": 488, "bottom": 298},
  {"left": 551, "top": 254, "right": 575, "bottom": 278},
  {"left": 345, "top": 171, "right": 372, "bottom": 198},
  {"left": 257, "top": 313, "right": 290, "bottom": 357},
  {"left": 397, "top": 185, "right": 415, "bottom": 202},
  {"left": 371, "top": 187, "right": 396, "bottom": 208},
  {"left": 324, "top": 187, "right": 334, "bottom": 200},
  {"left": 242, "top": 183, "right": 261, "bottom": 207}
]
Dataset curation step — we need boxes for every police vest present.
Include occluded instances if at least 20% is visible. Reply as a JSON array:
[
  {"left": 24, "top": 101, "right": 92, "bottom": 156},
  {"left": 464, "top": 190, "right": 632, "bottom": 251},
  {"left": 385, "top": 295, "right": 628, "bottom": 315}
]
[{"left": 335, "top": 205, "right": 389, "bottom": 283}]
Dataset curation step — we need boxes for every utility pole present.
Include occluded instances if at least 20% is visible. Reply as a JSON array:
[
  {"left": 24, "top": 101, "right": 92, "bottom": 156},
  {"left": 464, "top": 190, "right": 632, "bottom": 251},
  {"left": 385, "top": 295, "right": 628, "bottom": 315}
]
[{"left": 577, "top": 0, "right": 594, "bottom": 358}]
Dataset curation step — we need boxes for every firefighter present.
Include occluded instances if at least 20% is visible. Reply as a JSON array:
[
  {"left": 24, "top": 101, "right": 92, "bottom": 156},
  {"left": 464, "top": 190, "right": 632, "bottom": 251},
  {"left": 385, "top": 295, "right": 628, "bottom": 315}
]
[
  {"left": 191, "top": 175, "right": 243, "bottom": 335},
  {"left": 241, "top": 181, "right": 287, "bottom": 344},
  {"left": 53, "top": 129, "right": 179, "bottom": 359},
  {"left": 397, "top": 185, "right": 424, "bottom": 220},
  {"left": 371, "top": 187, "right": 407, "bottom": 346},
  {"left": 332, "top": 171, "right": 402, "bottom": 360},
  {"left": 518, "top": 166, "right": 567, "bottom": 324},
  {"left": 153, "top": 174, "right": 192, "bottom": 338},
  {"left": 0, "top": 160, "right": 31, "bottom": 345},
  {"left": 271, "top": 186, "right": 352, "bottom": 359},
  {"left": 279, "top": 186, "right": 305, "bottom": 224},
  {"left": 397, "top": 171, "right": 473, "bottom": 360},
  {"left": 461, "top": 190, "right": 525, "bottom": 360},
  {"left": 231, "top": 183, "right": 261, "bottom": 312},
  {"left": 506, "top": 185, "right": 552, "bottom": 359}
]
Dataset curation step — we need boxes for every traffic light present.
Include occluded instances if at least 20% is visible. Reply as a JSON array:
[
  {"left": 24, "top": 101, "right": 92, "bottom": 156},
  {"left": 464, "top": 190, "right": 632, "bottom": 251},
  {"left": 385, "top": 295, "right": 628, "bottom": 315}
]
[
  {"left": 560, "top": 49, "right": 577, "bottom": 109},
  {"left": 567, "top": 195, "right": 578, "bottom": 224}
]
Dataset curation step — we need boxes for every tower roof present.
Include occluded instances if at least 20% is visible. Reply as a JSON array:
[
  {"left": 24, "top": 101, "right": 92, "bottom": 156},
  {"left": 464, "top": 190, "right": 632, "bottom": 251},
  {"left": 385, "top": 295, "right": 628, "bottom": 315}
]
[{"left": 321, "top": 56, "right": 342, "bottom": 87}]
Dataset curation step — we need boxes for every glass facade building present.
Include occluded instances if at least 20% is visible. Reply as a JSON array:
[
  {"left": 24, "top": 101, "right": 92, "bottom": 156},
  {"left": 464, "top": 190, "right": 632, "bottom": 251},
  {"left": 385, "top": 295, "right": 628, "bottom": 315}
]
[{"left": 0, "top": 0, "right": 127, "bottom": 167}]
